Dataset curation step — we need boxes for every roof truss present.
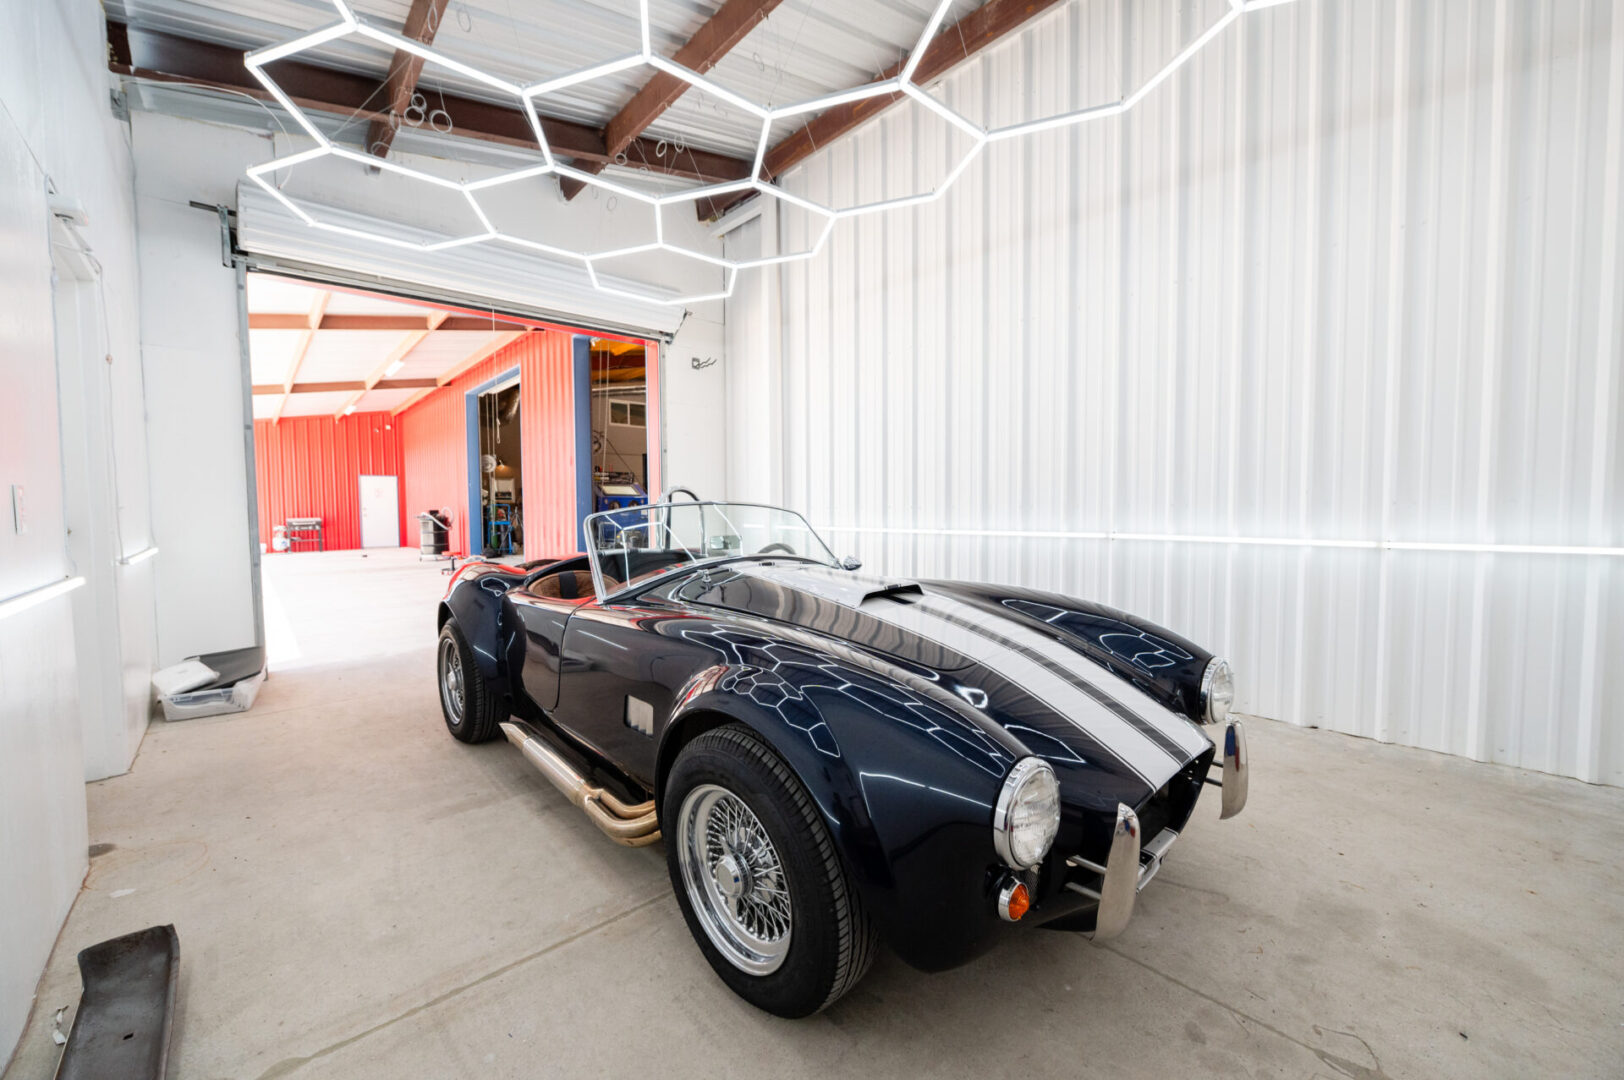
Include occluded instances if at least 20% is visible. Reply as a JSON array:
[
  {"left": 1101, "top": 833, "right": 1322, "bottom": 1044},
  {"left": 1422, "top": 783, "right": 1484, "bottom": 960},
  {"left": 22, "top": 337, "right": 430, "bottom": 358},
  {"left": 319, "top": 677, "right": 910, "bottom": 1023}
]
[{"left": 560, "top": 0, "right": 784, "bottom": 206}]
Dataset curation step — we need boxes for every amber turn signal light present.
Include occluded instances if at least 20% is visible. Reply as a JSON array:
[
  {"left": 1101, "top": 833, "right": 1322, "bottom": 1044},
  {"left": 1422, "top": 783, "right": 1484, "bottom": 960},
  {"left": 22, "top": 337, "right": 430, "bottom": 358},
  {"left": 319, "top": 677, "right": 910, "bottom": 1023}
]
[{"left": 997, "top": 879, "right": 1031, "bottom": 922}]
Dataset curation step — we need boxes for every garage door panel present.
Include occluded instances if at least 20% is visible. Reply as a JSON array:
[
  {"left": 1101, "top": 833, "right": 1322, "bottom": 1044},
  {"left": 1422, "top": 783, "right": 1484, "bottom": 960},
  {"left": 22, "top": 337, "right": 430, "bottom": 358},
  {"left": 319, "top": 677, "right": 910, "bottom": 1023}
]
[{"left": 237, "top": 184, "right": 682, "bottom": 340}]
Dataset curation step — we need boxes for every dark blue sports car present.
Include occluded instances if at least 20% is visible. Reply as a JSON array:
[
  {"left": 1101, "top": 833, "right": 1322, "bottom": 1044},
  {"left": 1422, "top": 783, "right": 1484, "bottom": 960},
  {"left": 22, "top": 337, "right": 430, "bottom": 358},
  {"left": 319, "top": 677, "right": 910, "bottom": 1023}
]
[{"left": 435, "top": 499, "right": 1248, "bottom": 1017}]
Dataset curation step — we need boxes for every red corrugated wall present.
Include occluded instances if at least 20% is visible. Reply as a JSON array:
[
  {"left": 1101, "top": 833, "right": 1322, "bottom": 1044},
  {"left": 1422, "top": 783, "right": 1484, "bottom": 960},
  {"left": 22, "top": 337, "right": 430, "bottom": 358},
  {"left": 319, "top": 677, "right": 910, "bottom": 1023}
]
[
  {"left": 399, "top": 330, "right": 580, "bottom": 560},
  {"left": 254, "top": 412, "right": 406, "bottom": 551}
]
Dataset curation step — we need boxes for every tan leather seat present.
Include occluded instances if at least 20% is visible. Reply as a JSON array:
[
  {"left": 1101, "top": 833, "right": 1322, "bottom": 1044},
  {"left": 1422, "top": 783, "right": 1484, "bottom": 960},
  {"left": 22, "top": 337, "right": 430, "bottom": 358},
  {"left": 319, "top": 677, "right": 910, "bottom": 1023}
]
[{"left": 529, "top": 570, "right": 596, "bottom": 600}]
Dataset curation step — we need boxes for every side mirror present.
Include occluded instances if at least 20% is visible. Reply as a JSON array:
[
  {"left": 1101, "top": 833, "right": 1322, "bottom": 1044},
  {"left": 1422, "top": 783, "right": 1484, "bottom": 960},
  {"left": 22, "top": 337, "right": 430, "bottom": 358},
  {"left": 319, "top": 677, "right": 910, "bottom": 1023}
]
[{"left": 840, "top": 555, "right": 862, "bottom": 571}]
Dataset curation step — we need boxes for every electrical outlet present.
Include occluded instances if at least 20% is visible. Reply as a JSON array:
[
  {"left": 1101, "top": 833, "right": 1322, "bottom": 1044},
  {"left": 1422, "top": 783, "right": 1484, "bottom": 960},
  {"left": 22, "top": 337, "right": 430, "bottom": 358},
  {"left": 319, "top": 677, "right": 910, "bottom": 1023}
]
[{"left": 10, "top": 484, "right": 25, "bottom": 534}]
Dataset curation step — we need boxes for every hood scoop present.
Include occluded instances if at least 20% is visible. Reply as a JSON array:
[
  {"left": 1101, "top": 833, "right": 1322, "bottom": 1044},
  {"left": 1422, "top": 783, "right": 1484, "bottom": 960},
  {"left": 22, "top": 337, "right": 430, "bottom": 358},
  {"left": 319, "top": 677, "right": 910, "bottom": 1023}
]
[{"left": 746, "top": 564, "right": 922, "bottom": 609}]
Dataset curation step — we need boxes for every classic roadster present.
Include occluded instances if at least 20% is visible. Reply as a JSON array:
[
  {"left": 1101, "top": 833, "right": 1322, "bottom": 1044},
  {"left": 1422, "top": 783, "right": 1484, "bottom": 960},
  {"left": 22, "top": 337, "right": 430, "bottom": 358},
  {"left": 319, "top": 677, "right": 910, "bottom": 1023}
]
[{"left": 435, "top": 499, "right": 1248, "bottom": 1017}]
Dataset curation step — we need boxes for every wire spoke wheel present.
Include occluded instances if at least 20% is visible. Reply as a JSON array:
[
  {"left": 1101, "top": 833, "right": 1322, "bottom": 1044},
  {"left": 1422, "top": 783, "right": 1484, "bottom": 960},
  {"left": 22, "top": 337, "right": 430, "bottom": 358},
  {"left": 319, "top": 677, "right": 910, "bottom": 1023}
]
[
  {"left": 677, "top": 783, "right": 793, "bottom": 975},
  {"left": 439, "top": 634, "right": 464, "bottom": 725}
]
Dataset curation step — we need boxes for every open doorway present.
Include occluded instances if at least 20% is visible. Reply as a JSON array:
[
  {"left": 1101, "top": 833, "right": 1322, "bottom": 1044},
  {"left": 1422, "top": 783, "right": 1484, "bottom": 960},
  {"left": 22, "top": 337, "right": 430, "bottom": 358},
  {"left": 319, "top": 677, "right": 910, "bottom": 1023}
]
[
  {"left": 590, "top": 338, "right": 649, "bottom": 516},
  {"left": 475, "top": 375, "right": 523, "bottom": 557}
]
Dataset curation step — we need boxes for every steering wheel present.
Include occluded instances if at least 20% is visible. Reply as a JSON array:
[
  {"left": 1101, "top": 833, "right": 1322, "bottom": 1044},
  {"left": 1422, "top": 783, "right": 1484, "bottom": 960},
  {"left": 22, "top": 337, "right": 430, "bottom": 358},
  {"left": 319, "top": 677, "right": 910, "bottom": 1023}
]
[{"left": 758, "top": 542, "right": 795, "bottom": 555}]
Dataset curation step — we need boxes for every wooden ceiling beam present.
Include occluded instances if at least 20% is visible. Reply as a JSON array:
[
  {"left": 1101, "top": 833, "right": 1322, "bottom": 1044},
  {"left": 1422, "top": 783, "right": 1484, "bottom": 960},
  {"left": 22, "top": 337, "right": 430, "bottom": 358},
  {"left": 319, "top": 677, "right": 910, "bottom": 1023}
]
[
  {"left": 271, "top": 289, "right": 329, "bottom": 423},
  {"left": 709, "top": 0, "right": 1067, "bottom": 219},
  {"left": 107, "top": 22, "right": 753, "bottom": 185},
  {"left": 365, "top": 0, "right": 450, "bottom": 163},
  {"left": 560, "top": 0, "right": 783, "bottom": 203}
]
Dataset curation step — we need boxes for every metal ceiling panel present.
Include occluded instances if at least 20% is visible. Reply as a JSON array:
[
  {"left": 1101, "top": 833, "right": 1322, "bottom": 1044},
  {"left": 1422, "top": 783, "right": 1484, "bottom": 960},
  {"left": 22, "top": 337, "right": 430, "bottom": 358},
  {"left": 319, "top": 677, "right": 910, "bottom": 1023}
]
[
  {"left": 247, "top": 328, "right": 306, "bottom": 383},
  {"left": 107, "top": 0, "right": 966, "bottom": 159},
  {"left": 296, "top": 329, "right": 405, "bottom": 382},
  {"left": 391, "top": 330, "right": 502, "bottom": 380}
]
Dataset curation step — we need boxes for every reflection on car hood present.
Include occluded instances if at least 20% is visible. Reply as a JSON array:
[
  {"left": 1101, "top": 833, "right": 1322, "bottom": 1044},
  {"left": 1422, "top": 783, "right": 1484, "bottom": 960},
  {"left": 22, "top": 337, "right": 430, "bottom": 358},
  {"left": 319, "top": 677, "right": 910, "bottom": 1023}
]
[
  {"left": 682, "top": 562, "right": 977, "bottom": 672},
  {"left": 681, "top": 561, "right": 1212, "bottom": 803}
]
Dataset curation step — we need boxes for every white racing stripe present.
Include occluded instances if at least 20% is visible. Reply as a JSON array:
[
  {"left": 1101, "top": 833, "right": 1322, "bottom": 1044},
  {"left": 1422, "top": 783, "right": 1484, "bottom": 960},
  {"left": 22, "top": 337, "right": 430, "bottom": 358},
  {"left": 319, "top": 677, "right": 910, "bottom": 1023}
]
[
  {"left": 929, "top": 595, "right": 1213, "bottom": 759},
  {"left": 861, "top": 594, "right": 1186, "bottom": 788}
]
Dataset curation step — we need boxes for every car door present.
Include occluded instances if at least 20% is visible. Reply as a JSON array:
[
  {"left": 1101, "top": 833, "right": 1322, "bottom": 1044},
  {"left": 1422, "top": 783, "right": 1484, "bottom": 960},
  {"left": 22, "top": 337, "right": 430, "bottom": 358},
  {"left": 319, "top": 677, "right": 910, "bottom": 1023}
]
[
  {"left": 551, "top": 596, "right": 709, "bottom": 790},
  {"left": 506, "top": 565, "right": 595, "bottom": 714}
]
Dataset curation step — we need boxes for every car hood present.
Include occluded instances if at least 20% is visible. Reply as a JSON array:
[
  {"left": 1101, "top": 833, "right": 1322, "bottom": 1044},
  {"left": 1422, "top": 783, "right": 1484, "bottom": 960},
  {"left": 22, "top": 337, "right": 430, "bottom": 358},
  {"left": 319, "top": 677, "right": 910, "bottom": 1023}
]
[{"left": 679, "top": 562, "right": 1213, "bottom": 809}]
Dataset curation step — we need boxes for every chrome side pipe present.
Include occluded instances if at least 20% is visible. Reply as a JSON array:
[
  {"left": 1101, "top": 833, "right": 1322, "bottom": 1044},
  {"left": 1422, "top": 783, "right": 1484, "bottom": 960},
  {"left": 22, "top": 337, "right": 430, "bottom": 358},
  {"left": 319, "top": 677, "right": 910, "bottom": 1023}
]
[{"left": 500, "top": 722, "right": 662, "bottom": 847}]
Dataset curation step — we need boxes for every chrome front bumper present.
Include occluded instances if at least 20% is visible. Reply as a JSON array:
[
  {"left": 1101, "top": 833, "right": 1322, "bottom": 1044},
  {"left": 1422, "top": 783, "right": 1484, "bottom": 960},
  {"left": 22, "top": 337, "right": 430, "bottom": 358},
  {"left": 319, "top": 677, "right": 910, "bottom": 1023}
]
[{"left": 1062, "top": 719, "right": 1248, "bottom": 940}]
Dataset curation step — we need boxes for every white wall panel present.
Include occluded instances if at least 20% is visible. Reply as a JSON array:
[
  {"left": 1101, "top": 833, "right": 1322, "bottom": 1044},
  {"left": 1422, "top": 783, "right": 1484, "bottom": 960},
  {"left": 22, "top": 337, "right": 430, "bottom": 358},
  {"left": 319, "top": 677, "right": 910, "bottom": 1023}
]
[{"left": 742, "top": 0, "right": 1624, "bottom": 784}]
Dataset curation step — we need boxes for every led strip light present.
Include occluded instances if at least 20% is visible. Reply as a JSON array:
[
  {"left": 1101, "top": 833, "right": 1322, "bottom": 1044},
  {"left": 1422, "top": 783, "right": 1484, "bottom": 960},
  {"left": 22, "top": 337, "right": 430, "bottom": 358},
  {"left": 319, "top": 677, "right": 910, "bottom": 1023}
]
[
  {"left": 119, "top": 546, "right": 160, "bottom": 566},
  {"left": 819, "top": 526, "right": 1624, "bottom": 558},
  {"left": 245, "top": 0, "right": 1302, "bottom": 306},
  {"left": 0, "top": 576, "right": 87, "bottom": 623}
]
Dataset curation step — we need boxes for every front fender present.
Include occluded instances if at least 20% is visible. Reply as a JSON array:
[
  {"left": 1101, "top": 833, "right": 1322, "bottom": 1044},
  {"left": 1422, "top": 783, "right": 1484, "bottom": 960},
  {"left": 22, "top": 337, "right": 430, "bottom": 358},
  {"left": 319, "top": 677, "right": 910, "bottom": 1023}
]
[
  {"left": 659, "top": 659, "right": 1022, "bottom": 972},
  {"left": 933, "top": 582, "right": 1216, "bottom": 721}
]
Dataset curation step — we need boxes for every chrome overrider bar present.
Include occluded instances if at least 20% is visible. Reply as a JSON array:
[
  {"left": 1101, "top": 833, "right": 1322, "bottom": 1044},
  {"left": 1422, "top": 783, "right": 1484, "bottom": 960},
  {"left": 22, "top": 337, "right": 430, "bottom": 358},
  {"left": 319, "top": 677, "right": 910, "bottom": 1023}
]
[
  {"left": 1063, "top": 719, "right": 1248, "bottom": 940},
  {"left": 1215, "top": 717, "right": 1248, "bottom": 820}
]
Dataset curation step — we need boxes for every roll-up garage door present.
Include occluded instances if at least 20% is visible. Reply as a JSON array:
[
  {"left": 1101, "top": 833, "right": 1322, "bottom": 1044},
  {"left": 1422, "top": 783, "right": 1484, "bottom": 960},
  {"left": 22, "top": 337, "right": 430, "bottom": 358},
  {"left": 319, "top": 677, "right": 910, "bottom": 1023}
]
[{"left": 235, "top": 183, "right": 683, "bottom": 341}]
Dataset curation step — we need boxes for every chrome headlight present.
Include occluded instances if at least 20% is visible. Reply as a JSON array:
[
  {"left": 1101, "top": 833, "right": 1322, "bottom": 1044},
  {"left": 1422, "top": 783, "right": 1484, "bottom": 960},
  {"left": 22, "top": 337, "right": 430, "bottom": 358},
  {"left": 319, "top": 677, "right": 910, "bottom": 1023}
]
[
  {"left": 1199, "top": 658, "right": 1235, "bottom": 725},
  {"left": 993, "top": 758, "right": 1061, "bottom": 869}
]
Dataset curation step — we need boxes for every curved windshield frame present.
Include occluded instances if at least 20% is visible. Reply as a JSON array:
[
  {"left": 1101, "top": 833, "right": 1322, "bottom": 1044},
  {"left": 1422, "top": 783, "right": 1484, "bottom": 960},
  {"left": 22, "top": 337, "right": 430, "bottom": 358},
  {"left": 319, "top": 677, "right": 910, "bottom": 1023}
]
[{"left": 582, "top": 501, "right": 838, "bottom": 602}]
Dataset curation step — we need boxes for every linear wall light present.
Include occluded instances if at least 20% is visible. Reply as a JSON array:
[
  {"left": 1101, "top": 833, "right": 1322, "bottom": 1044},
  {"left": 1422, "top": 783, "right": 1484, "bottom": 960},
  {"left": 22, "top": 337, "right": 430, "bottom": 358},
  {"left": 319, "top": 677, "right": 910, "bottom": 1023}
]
[
  {"left": 243, "top": 0, "right": 1309, "bottom": 307},
  {"left": 821, "top": 526, "right": 1624, "bottom": 559},
  {"left": 118, "top": 546, "right": 160, "bottom": 566},
  {"left": 0, "top": 576, "right": 87, "bottom": 622}
]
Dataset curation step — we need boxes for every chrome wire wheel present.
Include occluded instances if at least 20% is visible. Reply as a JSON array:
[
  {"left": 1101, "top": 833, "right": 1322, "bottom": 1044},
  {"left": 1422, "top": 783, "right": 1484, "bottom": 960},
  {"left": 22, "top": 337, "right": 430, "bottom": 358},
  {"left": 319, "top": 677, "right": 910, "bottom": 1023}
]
[
  {"left": 438, "top": 634, "right": 464, "bottom": 726},
  {"left": 677, "top": 783, "right": 793, "bottom": 975}
]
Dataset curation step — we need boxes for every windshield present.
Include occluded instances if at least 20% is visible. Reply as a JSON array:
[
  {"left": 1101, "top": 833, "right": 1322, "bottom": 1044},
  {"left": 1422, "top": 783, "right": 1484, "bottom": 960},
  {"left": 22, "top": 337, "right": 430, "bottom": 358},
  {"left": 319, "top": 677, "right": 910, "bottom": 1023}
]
[{"left": 584, "top": 501, "right": 838, "bottom": 600}]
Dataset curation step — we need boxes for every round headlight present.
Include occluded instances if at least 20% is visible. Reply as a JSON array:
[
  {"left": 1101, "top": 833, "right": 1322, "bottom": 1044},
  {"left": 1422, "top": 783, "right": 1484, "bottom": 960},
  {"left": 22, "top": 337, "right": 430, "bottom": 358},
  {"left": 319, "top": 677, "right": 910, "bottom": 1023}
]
[
  {"left": 993, "top": 758, "right": 1061, "bottom": 869},
  {"left": 1200, "top": 658, "right": 1235, "bottom": 725}
]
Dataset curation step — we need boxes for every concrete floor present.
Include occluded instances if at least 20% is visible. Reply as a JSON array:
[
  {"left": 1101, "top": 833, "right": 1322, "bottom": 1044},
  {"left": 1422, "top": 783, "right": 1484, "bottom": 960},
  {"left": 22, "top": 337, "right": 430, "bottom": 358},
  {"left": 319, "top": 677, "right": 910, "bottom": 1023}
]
[{"left": 6, "top": 548, "right": 1623, "bottom": 1079}]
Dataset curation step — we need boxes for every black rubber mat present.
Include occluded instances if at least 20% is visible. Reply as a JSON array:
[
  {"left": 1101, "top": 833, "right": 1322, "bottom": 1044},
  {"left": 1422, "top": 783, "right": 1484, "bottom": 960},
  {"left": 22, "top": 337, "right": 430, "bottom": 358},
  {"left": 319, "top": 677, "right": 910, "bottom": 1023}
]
[{"left": 56, "top": 925, "right": 179, "bottom": 1080}]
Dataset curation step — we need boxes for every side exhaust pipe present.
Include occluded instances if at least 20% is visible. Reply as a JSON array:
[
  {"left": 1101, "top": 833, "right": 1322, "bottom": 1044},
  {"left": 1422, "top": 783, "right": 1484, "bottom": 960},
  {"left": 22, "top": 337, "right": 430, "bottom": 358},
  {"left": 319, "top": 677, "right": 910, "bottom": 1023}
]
[{"left": 500, "top": 722, "right": 661, "bottom": 847}]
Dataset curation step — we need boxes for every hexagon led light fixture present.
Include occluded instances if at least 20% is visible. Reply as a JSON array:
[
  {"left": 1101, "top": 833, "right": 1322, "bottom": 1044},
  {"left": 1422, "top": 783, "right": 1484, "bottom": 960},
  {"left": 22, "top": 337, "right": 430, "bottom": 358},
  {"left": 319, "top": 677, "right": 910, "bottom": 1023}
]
[{"left": 244, "top": 0, "right": 1306, "bottom": 307}]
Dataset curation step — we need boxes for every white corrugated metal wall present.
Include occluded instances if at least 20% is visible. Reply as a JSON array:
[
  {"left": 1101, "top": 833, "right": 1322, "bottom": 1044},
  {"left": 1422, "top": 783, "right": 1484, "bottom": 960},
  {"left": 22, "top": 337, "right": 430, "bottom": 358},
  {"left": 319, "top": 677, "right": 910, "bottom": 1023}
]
[{"left": 725, "top": 0, "right": 1624, "bottom": 785}]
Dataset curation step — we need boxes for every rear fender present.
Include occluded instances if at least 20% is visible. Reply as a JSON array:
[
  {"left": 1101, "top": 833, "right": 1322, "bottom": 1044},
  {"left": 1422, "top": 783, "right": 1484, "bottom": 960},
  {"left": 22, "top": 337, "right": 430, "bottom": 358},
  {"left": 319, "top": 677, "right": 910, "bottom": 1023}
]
[{"left": 441, "top": 566, "right": 521, "bottom": 696}]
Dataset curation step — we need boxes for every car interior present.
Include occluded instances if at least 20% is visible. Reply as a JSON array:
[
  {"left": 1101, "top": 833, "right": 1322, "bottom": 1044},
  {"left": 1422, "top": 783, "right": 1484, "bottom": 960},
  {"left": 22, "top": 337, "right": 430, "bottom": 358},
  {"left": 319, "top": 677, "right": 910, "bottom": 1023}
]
[{"left": 522, "top": 557, "right": 600, "bottom": 601}]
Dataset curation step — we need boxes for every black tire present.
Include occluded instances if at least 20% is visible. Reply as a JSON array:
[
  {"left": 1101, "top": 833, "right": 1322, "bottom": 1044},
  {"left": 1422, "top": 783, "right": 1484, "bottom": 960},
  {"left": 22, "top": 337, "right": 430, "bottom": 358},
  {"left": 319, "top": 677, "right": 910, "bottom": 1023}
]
[
  {"left": 437, "top": 621, "right": 503, "bottom": 743},
  {"left": 664, "top": 724, "right": 877, "bottom": 1017}
]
